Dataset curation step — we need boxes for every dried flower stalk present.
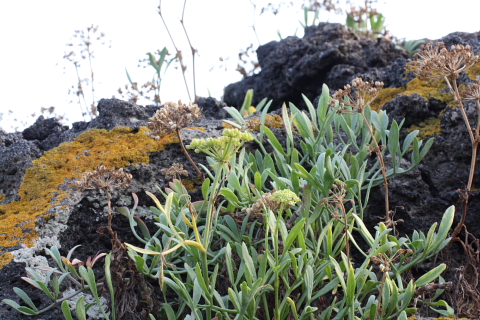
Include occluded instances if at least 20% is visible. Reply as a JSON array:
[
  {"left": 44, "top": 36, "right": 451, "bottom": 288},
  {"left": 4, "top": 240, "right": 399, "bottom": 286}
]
[
  {"left": 331, "top": 78, "right": 395, "bottom": 229},
  {"left": 148, "top": 100, "right": 203, "bottom": 179},
  {"left": 414, "top": 42, "right": 480, "bottom": 242}
]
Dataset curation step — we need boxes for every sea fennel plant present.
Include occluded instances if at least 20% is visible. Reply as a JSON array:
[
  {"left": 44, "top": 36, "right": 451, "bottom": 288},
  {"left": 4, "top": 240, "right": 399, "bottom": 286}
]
[
  {"left": 4, "top": 83, "right": 455, "bottom": 319},
  {"left": 120, "top": 83, "right": 454, "bottom": 319}
]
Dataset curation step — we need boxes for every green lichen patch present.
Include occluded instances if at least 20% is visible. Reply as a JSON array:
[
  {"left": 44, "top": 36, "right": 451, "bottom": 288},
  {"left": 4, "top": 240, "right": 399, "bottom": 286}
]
[
  {"left": 0, "top": 126, "right": 178, "bottom": 266},
  {"left": 407, "top": 117, "right": 442, "bottom": 141}
]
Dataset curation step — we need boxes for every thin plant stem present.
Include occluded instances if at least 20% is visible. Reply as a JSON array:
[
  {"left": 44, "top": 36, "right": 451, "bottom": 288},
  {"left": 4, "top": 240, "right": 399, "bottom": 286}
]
[
  {"left": 274, "top": 206, "right": 282, "bottom": 320},
  {"left": 201, "top": 252, "right": 212, "bottom": 319},
  {"left": 248, "top": 0, "right": 261, "bottom": 45},
  {"left": 360, "top": 110, "right": 391, "bottom": 224},
  {"left": 86, "top": 28, "right": 96, "bottom": 117},
  {"left": 176, "top": 128, "right": 204, "bottom": 180},
  {"left": 446, "top": 77, "right": 479, "bottom": 242},
  {"left": 374, "top": 273, "right": 386, "bottom": 320},
  {"left": 340, "top": 203, "right": 351, "bottom": 268},
  {"left": 73, "top": 63, "right": 88, "bottom": 121},
  {"left": 180, "top": 0, "right": 197, "bottom": 101},
  {"left": 158, "top": 0, "right": 192, "bottom": 101}
]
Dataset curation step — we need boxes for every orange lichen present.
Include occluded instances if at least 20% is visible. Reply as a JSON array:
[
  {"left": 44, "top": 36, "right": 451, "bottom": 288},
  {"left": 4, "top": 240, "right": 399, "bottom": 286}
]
[
  {"left": 0, "top": 126, "right": 179, "bottom": 267},
  {"left": 181, "top": 179, "right": 198, "bottom": 192},
  {"left": 184, "top": 127, "right": 206, "bottom": 132},
  {"left": 466, "top": 61, "right": 480, "bottom": 80},
  {"left": 0, "top": 252, "right": 13, "bottom": 269},
  {"left": 407, "top": 117, "right": 442, "bottom": 140},
  {"left": 371, "top": 78, "right": 453, "bottom": 111},
  {"left": 370, "top": 87, "right": 404, "bottom": 111}
]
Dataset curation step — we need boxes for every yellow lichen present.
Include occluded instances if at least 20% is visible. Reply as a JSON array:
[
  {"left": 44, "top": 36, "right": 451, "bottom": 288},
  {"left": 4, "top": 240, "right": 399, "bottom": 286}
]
[
  {"left": 403, "top": 78, "right": 453, "bottom": 104},
  {"left": 0, "top": 193, "right": 5, "bottom": 203},
  {"left": 0, "top": 252, "right": 13, "bottom": 269},
  {"left": 370, "top": 87, "right": 405, "bottom": 111},
  {"left": 407, "top": 117, "right": 442, "bottom": 140},
  {"left": 466, "top": 61, "right": 480, "bottom": 80},
  {"left": 181, "top": 179, "right": 198, "bottom": 192},
  {"left": 0, "top": 126, "right": 179, "bottom": 267},
  {"left": 371, "top": 78, "right": 453, "bottom": 112}
]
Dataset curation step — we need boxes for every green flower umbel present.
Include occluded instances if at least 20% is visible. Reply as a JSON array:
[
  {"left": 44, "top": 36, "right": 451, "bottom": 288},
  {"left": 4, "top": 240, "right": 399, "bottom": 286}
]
[
  {"left": 187, "top": 128, "right": 254, "bottom": 163},
  {"left": 271, "top": 189, "right": 301, "bottom": 207}
]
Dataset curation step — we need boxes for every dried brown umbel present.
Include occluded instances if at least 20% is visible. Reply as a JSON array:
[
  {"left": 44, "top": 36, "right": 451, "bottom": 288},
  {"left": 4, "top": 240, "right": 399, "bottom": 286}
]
[
  {"left": 413, "top": 42, "right": 480, "bottom": 244},
  {"left": 331, "top": 77, "right": 384, "bottom": 112},
  {"left": 147, "top": 100, "right": 201, "bottom": 140},
  {"left": 414, "top": 42, "right": 480, "bottom": 81},
  {"left": 76, "top": 164, "right": 132, "bottom": 232},
  {"left": 148, "top": 99, "right": 204, "bottom": 180},
  {"left": 161, "top": 163, "right": 189, "bottom": 180},
  {"left": 462, "top": 79, "right": 480, "bottom": 103},
  {"left": 76, "top": 164, "right": 132, "bottom": 191}
]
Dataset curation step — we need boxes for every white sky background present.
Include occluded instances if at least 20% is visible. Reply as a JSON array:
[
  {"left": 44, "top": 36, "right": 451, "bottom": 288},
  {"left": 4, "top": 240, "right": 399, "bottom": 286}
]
[{"left": 0, "top": 0, "right": 478, "bottom": 132}]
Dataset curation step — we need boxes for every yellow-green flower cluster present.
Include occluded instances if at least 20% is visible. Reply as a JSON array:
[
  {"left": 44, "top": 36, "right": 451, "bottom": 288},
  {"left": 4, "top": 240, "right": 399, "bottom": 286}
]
[
  {"left": 271, "top": 189, "right": 301, "bottom": 207},
  {"left": 187, "top": 129, "right": 254, "bottom": 163}
]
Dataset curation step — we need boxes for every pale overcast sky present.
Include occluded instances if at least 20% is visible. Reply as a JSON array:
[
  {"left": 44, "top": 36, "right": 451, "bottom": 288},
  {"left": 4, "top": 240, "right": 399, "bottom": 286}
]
[{"left": 0, "top": 0, "right": 478, "bottom": 132}]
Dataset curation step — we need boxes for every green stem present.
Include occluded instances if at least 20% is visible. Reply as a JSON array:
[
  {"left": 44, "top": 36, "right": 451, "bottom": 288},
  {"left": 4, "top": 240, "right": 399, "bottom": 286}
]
[
  {"left": 274, "top": 205, "right": 285, "bottom": 320},
  {"left": 203, "top": 164, "right": 224, "bottom": 251},
  {"left": 201, "top": 163, "right": 226, "bottom": 319},
  {"left": 201, "top": 251, "right": 212, "bottom": 320}
]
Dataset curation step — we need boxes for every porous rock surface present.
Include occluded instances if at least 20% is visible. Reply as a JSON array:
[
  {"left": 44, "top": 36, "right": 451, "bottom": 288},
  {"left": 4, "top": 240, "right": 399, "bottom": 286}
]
[
  {"left": 224, "top": 22, "right": 409, "bottom": 110},
  {"left": 1, "top": 23, "right": 480, "bottom": 319}
]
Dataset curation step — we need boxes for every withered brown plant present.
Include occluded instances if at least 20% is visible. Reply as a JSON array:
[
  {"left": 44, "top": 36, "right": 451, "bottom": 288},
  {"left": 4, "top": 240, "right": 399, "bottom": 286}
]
[
  {"left": 148, "top": 100, "right": 204, "bottom": 179},
  {"left": 331, "top": 78, "right": 397, "bottom": 229},
  {"left": 414, "top": 42, "right": 480, "bottom": 317},
  {"left": 161, "top": 163, "right": 189, "bottom": 180},
  {"left": 76, "top": 165, "right": 155, "bottom": 319},
  {"left": 64, "top": 25, "right": 106, "bottom": 120},
  {"left": 76, "top": 165, "right": 132, "bottom": 232},
  {"left": 414, "top": 42, "right": 480, "bottom": 242},
  {"left": 158, "top": 0, "right": 197, "bottom": 101}
]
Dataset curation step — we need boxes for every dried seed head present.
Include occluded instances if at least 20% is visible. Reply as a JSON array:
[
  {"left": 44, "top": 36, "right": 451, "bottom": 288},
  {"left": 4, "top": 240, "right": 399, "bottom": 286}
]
[
  {"left": 76, "top": 164, "right": 132, "bottom": 190},
  {"left": 462, "top": 79, "right": 480, "bottom": 103},
  {"left": 331, "top": 78, "right": 383, "bottom": 112},
  {"left": 148, "top": 100, "right": 202, "bottom": 140},
  {"left": 413, "top": 41, "right": 480, "bottom": 80},
  {"left": 161, "top": 163, "right": 189, "bottom": 180}
]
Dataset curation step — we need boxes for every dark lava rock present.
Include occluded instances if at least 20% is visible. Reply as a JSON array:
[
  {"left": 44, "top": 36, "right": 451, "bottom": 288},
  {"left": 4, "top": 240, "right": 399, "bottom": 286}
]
[
  {"left": 0, "top": 137, "right": 42, "bottom": 205},
  {"left": 383, "top": 93, "right": 433, "bottom": 127},
  {"left": 224, "top": 22, "right": 408, "bottom": 110},
  {"left": 22, "top": 116, "right": 68, "bottom": 144},
  {"left": 196, "top": 97, "right": 229, "bottom": 120}
]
